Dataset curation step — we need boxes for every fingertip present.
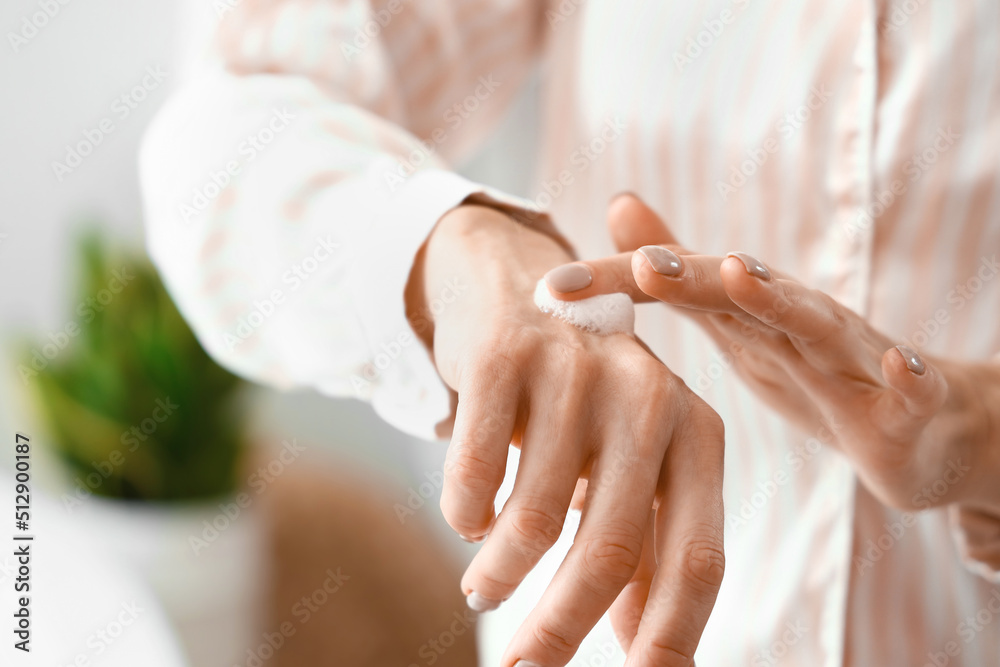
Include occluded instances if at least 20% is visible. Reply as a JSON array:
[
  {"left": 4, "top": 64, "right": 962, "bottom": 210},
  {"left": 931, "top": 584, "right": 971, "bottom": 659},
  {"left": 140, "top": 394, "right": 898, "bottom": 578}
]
[
  {"left": 630, "top": 248, "right": 680, "bottom": 299},
  {"left": 719, "top": 255, "right": 778, "bottom": 312},
  {"left": 544, "top": 263, "right": 594, "bottom": 299},
  {"left": 894, "top": 344, "right": 926, "bottom": 375},
  {"left": 440, "top": 487, "right": 496, "bottom": 538},
  {"left": 631, "top": 250, "right": 658, "bottom": 296},
  {"left": 881, "top": 345, "right": 947, "bottom": 413},
  {"left": 881, "top": 345, "right": 925, "bottom": 388},
  {"left": 719, "top": 255, "right": 757, "bottom": 292}
]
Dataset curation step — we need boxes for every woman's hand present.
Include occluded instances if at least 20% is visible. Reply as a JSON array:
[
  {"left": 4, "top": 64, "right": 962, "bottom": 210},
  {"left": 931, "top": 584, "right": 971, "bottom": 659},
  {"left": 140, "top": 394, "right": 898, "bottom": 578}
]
[
  {"left": 544, "top": 194, "right": 1000, "bottom": 518},
  {"left": 408, "top": 204, "right": 726, "bottom": 667}
]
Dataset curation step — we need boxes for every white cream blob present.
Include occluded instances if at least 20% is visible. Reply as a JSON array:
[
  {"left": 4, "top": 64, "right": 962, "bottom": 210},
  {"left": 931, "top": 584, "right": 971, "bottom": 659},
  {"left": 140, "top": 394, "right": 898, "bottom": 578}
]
[{"left": 533, "top": 279, "right": 635, "bottom": 336}]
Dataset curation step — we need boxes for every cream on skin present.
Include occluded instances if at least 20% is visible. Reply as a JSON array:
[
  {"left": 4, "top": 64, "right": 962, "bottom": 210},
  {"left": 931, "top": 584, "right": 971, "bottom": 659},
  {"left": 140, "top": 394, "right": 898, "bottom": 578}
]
[
  {"left": 544, "top": 194, "right": 1000, "bottom": 520},
  {"left": 533, "top": 278, "right": 635, "bottom": 336}
]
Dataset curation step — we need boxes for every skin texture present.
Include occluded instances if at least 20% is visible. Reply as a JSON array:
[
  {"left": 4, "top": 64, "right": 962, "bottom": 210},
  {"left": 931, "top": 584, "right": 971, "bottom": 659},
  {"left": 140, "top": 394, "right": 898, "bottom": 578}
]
[
  {"left": 406, "top": 204, "right": 726, "bottom": 667},
  {"left": 547, "top": 194, "right": 1000, "bottom": 520}
]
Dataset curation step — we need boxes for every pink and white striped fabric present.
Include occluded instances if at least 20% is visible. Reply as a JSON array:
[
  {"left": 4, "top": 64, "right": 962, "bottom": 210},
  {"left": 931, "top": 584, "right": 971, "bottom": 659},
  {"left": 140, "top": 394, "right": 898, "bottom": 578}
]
[{"left": 140, "top": 1, "right": 1000, "bottom": 665}]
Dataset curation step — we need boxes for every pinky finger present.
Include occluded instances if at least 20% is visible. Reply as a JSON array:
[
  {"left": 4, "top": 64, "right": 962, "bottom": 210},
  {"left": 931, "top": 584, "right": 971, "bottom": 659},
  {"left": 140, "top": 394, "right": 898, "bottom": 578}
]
[{"left": 874, "top": 345, "right": 948, "bottom": 439}]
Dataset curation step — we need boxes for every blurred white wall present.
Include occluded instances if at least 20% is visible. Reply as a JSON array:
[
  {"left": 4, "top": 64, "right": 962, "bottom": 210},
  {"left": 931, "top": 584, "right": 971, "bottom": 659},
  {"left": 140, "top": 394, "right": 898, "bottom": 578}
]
[{"left": 0, "top": 0, "right": 537, "bottom": 530}]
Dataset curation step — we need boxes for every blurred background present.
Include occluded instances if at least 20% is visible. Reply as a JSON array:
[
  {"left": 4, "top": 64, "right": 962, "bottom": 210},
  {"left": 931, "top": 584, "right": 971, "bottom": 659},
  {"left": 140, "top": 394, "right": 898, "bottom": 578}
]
[{"left": 0, "top": 1, "right": 538, "bottom": 664}]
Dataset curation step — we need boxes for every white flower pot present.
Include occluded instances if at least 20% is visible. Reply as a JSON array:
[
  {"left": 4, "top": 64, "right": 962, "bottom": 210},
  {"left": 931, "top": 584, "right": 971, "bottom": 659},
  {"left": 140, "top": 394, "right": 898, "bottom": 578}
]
[{"left": 74, "top": 494, "right": 265, "bottom": 667}]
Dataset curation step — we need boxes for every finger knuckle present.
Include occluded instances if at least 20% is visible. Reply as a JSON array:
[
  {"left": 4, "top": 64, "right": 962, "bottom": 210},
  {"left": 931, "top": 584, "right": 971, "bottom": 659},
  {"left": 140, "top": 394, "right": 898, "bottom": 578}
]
[
  {"left": 504, "top": 504, "right": 566, "bottom": 560},
  {"left": 643, "top": 369, "right": 677, "bottom": 405},
  {"left": 445, "top": 450, "right": 497, "bottom": 495},
  {"left": 692, "top": 404, "right": 725, "bottom": 440},
  {"left": 529, "top": 621, "right": 577, "bottom": 658},
  {"left": 672, "top": 533, "right": 726, "bottom": 592},
  {"left": 464, "top": 331, "right": 536, "bottom": 386},
  {"left": 636, "top": 641, "right": 695, "bottom": 667},
  {"left": 579, "top": 524, "right": 644, "bottom": 589}
]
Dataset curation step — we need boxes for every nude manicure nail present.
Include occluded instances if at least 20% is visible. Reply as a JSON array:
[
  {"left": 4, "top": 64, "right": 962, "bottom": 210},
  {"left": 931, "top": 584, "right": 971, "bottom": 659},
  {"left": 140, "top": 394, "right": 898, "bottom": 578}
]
[
  {"left": 638, "top": 245, "right": 683, "bottom": 276},
  {"left": 514, "top": 661, "right": 542, "bottom": 667},
  {"left": 727, "top": 251, "right": 772, "bottom": 281},
  {"left": 895, "top": 345, "right": 926, "bottom": 375},
  {"left": 467, "top": 591, "right": 503, "bottom": 612},
  {"left": 459, "top": 534, "right": 485, "bottom": 544},
  {"left": 609, "top": 190, "right": 637, "bottom": 204},
  {"left": 544, "top": 264, "right": 592, "bottom": 293}
]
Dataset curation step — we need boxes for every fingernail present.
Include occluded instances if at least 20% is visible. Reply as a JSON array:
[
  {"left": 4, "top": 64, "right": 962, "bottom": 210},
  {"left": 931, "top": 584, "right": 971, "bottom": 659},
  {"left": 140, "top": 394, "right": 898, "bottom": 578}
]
[
  {"left": 514, "top": 662, "right": 542, "bottom": 667},
  {"left": 467, "top": 591, "right": 503, "bottom": 612},
  {"left": 459, "top": 533, "right": 485, "bottom": 544},
  {"left": 895, "top": 345, "right": 926, "bottom": 375},
  {"left": 610, "top": 190, "right": 637, "bottom": 204},
  {"left": 544, "top": 263, "right": 592, "bottom": 293},
  {"left": 727, "top": 251, "right": 772, "bottom": 281},
  {"left": 638, "top": 245, "right": 683, "bottom": 276}
]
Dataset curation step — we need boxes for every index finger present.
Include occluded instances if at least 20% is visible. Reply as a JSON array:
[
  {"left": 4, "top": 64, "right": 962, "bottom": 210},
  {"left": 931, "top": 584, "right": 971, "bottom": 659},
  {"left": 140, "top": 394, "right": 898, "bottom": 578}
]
[{"left": 543, "top": 254, "right": 653, "bottom": 302}]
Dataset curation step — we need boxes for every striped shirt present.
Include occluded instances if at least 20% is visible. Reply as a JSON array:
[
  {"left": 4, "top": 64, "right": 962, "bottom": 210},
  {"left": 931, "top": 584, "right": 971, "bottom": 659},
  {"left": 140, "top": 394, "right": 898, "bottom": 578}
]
[{"left": 139, "top": 1, "right": 1000, "bottom": 665}]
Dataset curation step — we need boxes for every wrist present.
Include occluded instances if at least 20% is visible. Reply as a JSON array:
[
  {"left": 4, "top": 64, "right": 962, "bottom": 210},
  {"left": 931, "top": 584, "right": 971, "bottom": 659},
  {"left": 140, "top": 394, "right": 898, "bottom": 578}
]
[
  {"left": 404, "top": 203, "right": 572, "bottom": 385},
  {"left": 421, "top": 204, "right": 571, "bottom": 315},
  {"left": 430, "top": 204, "right": 570, "bottom": 283}
]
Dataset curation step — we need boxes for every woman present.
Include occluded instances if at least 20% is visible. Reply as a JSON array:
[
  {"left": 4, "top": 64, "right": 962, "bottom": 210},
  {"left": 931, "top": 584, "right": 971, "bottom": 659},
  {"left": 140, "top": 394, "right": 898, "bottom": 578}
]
[{"left": 141, "top": 1, "right": 1000, "bottom": 665}]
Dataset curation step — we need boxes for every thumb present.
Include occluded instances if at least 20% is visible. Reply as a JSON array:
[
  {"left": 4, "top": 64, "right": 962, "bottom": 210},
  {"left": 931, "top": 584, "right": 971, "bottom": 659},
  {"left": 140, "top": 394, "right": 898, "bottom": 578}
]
[{"left": 607, "top": 192, "right": 677, "bottom": 252}]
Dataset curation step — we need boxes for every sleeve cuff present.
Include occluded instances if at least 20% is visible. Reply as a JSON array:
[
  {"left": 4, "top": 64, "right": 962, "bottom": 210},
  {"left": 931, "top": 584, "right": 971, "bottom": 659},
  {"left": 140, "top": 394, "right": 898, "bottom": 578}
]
[
  {"left": 318, "top": 165, "right": 571, "bottom": 441},
  {"left": 948, "top": 504, "right": 1000, "bottom": 583}
]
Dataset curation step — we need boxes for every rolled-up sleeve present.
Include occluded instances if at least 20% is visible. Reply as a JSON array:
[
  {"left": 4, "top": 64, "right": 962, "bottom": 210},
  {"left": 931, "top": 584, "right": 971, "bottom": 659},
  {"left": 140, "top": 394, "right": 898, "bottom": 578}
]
[
  {"left": 139, "top": 0, "right": 555, "bottom": 439},
  {"left": 949, "top": 505, "right": 1000, "bottom": 583}
]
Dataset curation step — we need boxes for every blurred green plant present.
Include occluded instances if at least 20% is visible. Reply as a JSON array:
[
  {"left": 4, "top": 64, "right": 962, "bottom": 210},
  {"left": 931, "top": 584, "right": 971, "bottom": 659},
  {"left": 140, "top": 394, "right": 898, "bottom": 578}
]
[{"left": 25, "top": 230, "right": 247, "bottom": 502}]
